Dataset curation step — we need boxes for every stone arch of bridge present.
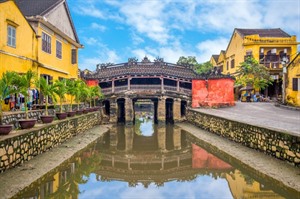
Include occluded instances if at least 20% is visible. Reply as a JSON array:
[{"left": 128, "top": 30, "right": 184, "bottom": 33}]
[{"left": 104, "top": 95, "right": 188, "bottom": 124}]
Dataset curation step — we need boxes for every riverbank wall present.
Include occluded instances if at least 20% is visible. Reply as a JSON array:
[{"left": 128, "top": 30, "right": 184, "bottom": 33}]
[
  {"left": 186, "top": 109, "right": 300, "bottom": 166},
  {"left": 0, "top": 111, "right": 101, "bottom": 172}
]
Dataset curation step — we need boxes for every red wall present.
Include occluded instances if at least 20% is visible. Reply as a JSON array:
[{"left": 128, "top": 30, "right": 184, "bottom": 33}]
[
  {"left": 86, "top": 80, "right": 99, "bottom": 87},
  {"left": 192, "top": 144, "right": 232, "bottom": 169},
  {"left": 192, "top": 78, "right": 235, "bottom": 108}
]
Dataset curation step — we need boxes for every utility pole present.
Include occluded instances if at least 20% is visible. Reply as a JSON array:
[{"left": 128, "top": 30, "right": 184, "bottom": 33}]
[{"left": 281, "top": 57, "right": 288, "bottom": 104}]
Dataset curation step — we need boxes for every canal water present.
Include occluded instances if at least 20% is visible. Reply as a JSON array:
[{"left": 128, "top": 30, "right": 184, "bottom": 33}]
[{"left": 13, "top": 112, "right": 296, "bottom": 199}]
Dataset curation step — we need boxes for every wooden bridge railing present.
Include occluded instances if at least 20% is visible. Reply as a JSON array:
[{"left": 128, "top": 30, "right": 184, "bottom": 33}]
[{"left": 101, "top": 85, "right": 191, "bottom": 96}]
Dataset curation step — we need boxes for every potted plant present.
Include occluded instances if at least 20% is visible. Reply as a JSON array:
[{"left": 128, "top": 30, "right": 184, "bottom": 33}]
[
  {"left": 53, "top": 79, "right": 68, "bottom": 120},
  {"left": 66, "top": 79, "right": 76, "bottom": 117},
  {"left": 14, "top": 70, "right": 37, "bottom": 129},
  {"left": 36, "top": 77, "right": 56, "bottom": 123},
  {"left": 0, "top": 71, "right": 18, "bottom": 134}
]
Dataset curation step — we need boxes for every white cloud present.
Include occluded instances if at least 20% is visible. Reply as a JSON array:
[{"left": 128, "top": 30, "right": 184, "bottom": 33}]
[
  {"left": 74, "top": 4, "right": 105, "bottom": 19},
  {"left": 79, "top": 42, "right": 120, "bottom": 70},
  {"left": 131, "top": 32, "right": 144, "bottom": 45},
  {"left": 83, "top": 37, "right": 98, "bottom": 46},
  {"left": 91, "top": 23, "right": 106, "bottom": 32},
  {"left": 196, "top": 38, "right": 229, "bottom": 63},
  {"left": 119, "top": 1, "right": 170, "bottom": 44}
]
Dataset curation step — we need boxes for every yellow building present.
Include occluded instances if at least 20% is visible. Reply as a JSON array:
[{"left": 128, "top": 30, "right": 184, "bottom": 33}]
[
  {"left": 211, "top": 28, "right": 299, "bottom": 99},
  {"left": 286, "top": 52, "right": 300, "bottom": 106},
  {"left": 0, "top": 0, "right": 83, "bottom": 109},
  {"left": 0, "top": 0, "right": 37, "bottom": 75},
  {"left": 14, "top": 0, "right": 83, "bottom": 81}
]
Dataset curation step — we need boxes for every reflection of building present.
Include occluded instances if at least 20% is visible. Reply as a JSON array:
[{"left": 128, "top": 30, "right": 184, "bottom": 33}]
[{"left": 226, "top": 170, "right": 284, "bottom": 199}]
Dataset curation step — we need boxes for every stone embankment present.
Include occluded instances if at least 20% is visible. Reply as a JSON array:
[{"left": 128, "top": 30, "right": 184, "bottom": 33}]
[
  {"left": 187, "top": 109, "right": 300, "bottom": 166},
  {"left": 0, "top": 111, "right": 101, "bottom": 172}
]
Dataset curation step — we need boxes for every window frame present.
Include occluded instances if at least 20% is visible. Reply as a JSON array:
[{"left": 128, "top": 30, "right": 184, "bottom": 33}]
[
  {"left": 56, "top": 40, "right": 62, "bottom": 59},
  {"left": 71, "top": 49, "right": 77, "bottom": 64},
  {"left": 231, "top": 59, "right": 235, "bottom": 69},
  {"left": 42, "top": 32, "right": 52, "bottom": 54},
  {"left": 7, "top": 25, "right": 16, "bottom": 48}
]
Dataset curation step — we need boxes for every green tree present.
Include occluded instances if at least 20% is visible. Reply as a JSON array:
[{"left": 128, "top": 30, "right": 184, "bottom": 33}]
[
  {"left": 66, "top": 79, "right": 77, "bottom": 111},
  {"left": 14, "top": 70, "right": 36, "bottom": 119},
  {"left": 0, "top": 71, "right": 18, "bottom": 124},
  {"left": 195, "top": 61, "right": 213, "bottom": 74},
  {"left": 74, "top": 79, "right": 85, "bottom": 110},
  {"left": 236, "top": 57, "right": 273, "bottom": 90},
  {"left": 36, "top": 77, "right": 56, "bottom": 116},
  {"left": 53, "top": 79, "right": 67, "bottom": 113},
  {"left": 90, "top": 86, "right": 103, "bottom": 107},
  {"left": 177, "top": 56, "right": 198, "bottom": 66}
]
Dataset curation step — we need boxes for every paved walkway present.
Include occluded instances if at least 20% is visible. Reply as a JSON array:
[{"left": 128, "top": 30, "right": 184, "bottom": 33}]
[{"left": 191, "top": 102, "right": 300, "bottom": 136}]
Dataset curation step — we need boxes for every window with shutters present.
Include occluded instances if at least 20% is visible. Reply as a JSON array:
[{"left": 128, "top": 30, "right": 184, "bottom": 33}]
[
  {"left": 231, "top": 59, "right": 235, "bottom": 68},
  {"left": 292, "top": 78, "right": 299, "bottom": 91},
  {"left": 56, "top": 40, "right": 62, "bottom": 59},
  {"left": 7, "top": 25, "right": 16, "bottom": 47},
  {"left": 71, "top": 49, "right": 77, "bottom": 64},
  {"left": 42, "top": 32, "right": 51, "bottom": 54}
]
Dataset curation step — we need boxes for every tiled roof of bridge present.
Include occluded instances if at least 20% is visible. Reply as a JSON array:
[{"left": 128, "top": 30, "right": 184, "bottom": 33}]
[{"left": 89, "top": 58, "right": 201, "bottom": 80}]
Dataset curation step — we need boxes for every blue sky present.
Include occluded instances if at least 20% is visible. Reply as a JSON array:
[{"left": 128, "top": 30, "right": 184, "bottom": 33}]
[{"left": 67, "top": 0, "right": 300, "bottom": 71}]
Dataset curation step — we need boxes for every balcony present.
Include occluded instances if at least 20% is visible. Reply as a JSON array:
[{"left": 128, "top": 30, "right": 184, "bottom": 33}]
[{"left": 259, "top": 55, "right": 290, "bottom": 69}]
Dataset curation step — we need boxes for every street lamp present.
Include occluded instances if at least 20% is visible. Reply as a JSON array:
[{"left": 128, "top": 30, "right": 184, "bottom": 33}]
[{"left": 281, "top": 56, "right": 288, "bottom": 104}]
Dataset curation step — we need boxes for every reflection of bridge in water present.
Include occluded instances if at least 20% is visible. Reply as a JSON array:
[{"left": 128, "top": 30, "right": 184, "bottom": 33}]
[
  {"left": 15, "top": 124, "right": 286, "bottom": 199},
  {"left": 95, "top": 125, "right": 234, "bottom": 187}
]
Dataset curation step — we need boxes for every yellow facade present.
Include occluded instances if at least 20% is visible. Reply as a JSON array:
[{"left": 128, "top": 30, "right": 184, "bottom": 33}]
[
  {"left": 0, "top": 0, "right": 82, "bottom": 109},
  {"left": 0, "top": 0, "right": 37, "bottom": 74},
  {"left": 286, "top": 53, "right": 300, "bottom": 106}
]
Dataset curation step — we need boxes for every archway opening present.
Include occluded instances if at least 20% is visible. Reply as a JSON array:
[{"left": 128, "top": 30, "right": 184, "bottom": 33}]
[
  {"left": 117, "top": 98, "right": 125, "bottom": 123},
  {"left": 102, "top": 100, "right": 110, "bottom": 116},
  {"left": 166, "top": 98, "right": 174, "bottom": 124},
  {"left": 181, "top": 100, "right": 187, "bottom": 117}
]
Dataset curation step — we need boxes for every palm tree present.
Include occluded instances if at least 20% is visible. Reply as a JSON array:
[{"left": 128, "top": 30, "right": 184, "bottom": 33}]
[
  {"left": 90, "top": 86, "right": 103, "bottom": 107},
  {"left": 36, "top": 77, "right": 56, "bottom": 116},
  {"left": 0, "top": 71, "right": 18, "bottom": 125},
  {"left": 74, "top": 79, "right": 85, "bottom": 111},
  {"left": 66, "top": 79, "right": 76, "bottom": 112},
  {"left": 53, "top": 79, "right": 67, "bottom": 113},
  {"left": 14, "top": 70, "right": 36, "bottom": 120}
]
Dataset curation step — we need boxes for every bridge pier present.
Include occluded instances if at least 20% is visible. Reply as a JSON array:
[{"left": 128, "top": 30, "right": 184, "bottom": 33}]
[
  {"left": 109, "top": 99, "right": 118, "bottom": 123},
  {"left": 125, "top": 97, "right": 134, "bottom": 125},
  {"left": 157, "top": 125, "right": 166, "bottom": 152},
  {"left": 173, "top": 126, "right": 182, "bottom": 150},
  {"left": 157, "top": 97, "right": 166, "bottom": 124},
  {"left": 173, "top": 98, "right": 181, "bottom": 122},
  {"left": 125, "top": 126, "right": 134, "bottom": 152}
]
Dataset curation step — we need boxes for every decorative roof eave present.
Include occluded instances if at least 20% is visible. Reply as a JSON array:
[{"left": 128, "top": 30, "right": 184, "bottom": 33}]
[{"left": 27, "top": 16, "right": 83, "bottom": 48}]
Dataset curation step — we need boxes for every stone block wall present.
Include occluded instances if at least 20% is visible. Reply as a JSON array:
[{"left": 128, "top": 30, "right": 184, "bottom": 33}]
[
  {"left": 0, "top": 112, "right": 101, "bottom": 172},
  {"left": 187, "top": 109, "right": 300, "bottom": 166}
]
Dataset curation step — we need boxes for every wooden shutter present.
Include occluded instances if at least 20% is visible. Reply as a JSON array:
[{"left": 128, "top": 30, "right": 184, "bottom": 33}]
[
  {"left": 71, "top": 49, "right": 77, "bottom": 64},
  {"left": 292, "top": 78, "right": 298, "bottom": 91}
]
